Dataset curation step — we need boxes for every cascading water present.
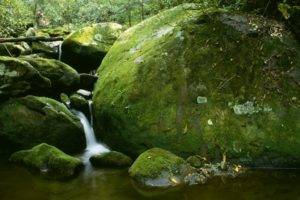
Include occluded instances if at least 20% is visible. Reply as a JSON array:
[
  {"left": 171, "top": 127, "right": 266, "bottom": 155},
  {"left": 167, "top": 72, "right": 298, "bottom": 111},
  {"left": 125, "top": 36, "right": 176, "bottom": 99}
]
[
  {"left": 72, "top": 101, "right": 110, "bottom": 170},
  {"left": 58, "top": 43, "right": 62, "bottom": 61}
]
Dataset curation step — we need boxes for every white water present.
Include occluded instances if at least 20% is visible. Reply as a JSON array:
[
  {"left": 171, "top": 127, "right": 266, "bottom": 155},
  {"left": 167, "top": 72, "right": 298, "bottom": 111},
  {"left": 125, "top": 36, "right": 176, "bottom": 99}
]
[
  {"left": 58, "top": 43, "right": 62, "bottom": 61},
  {"left": 72, "top": 101, "right": 110, "bottom": 170}
]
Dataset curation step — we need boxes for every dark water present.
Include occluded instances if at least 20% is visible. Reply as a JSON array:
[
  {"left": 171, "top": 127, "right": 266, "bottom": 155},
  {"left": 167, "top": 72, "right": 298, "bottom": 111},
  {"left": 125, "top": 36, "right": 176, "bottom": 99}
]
[{"left": 0, "top": 159, "right": 299, "bottom": 200}]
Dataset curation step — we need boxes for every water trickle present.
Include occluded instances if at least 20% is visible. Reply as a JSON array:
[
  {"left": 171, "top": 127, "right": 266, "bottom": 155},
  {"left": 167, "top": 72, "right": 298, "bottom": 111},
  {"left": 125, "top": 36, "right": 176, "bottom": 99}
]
[
  {"left": 72, "top": 101, "right": 110, "bottom": 170},
  {"left": 58, "top": 43, "right": 62, "bottom": 61}
]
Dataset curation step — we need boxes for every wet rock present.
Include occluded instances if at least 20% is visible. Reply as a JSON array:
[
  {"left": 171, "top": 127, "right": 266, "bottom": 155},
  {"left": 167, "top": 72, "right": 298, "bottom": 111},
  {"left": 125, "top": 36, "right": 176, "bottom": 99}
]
[
  {"left": 80, "top": 73, "right": 98, "bottom": 90},
  {"left": 0, "top": 95, "right": 85, "bottom": 154},
  {"left": 93, "top": 4, "right": 300, "bottom": 166},
  {"left": 129, "top": 148, "right": 205, "bottom": 188},
  {"left": 0, "top": 56, "right": 50, "bottom": 100},
  {"left": 20, "top": 55, "right": 80, "bottom": 96},
  {"left": 90, "top": 151, "right": 133, "bottom": 168},
  {"left": 62, "top": 22, "right": 124, "bottom": 72},
  {"left": 77, "top": 89, "right": 92, "bottom": 99},
  {"left": 10, "top": 143, "right": 83, "bottom": 180},
  {"left": 186, "top": 155, "right": 206, "bottom": 168},
  {"left": 69, "top": 93, "right": 89, "bottom": 115}
]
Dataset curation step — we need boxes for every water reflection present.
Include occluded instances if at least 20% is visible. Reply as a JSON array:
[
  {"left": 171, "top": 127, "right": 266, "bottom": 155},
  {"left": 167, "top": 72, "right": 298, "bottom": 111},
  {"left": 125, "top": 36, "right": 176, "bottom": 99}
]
[{"left": 0, "top": 159, "right": 299, "bottom": 200}]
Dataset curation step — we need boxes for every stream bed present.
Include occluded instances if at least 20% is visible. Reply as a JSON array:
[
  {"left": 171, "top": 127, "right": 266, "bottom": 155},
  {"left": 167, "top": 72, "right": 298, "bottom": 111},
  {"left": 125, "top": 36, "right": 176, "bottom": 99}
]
[{"left": 0, "top": 158, "right": 299, "bottom": 200}]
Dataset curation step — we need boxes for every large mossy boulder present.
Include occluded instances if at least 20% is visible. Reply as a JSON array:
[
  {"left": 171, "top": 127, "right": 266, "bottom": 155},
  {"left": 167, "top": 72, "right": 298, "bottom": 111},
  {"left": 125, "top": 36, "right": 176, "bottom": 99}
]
[
  {"left": 93, "top": 4, "right": 300, "bottom": 166},
  {"left": 20, "top": 55, "right": 80, "bottom": 95},
  {"left": 61, "top": 22, "right": 124, "bottom": 72},
  {"left": 0, "top": 56, "right": 50, "bottom": 100},
  {"left": 129, "top": 148, "right": 205, "bottom": 188},
  {"left": 10, "top": 143, "right": 83, "bottom": 180},
  {"left": 90, "top": 151, "right": 133, "bottom": 168},
  {"left": 0, "top": 95, "right": 85, "bottom": 154}
]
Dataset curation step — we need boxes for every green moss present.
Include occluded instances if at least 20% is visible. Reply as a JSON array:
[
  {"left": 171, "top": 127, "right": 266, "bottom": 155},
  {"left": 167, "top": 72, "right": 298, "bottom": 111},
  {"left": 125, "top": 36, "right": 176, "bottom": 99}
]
[
  {"left": 129, "top": 148, "right": 186, "bottom": 178},
  {"left": 20, "top": 55, "right": 80, "bottom": 95},
  {"left": 93, "top": 4, "right": 300, "bottom": 167},
  {"left": 61, "top": 23, "right": 124, "bottom": 72},
  {"left": 0, "top": 43, "right": 25, "bottom": 57},
  {"left": 90, "top": 151, "right": 133, "bottom": 168},
  {"left": 0, "top": 95, "right": 85, "bottom": 154},
  {"left": 129, "top": 148, "right": 197, "bottom": 187},
  {"left": 69, "top": 94, "right": 89, "bottom": 115},
  {"left": 10, "top": 143, "right": 83, "bottom": 180},
  {"left": 0, "top": 56, "right": 51, "bottom": 99}
]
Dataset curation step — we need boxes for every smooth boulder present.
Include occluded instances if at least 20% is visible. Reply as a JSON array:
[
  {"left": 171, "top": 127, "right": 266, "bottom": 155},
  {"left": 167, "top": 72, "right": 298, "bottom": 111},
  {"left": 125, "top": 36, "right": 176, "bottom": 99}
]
[
  {"left": 93, "top": 4, "right": 300, "bottom": 166},
  {"left": 90, "top": 151, "right": 133, "bottom": 168},
  {"left": 129, "top": 148, "right": 205, "bottom": 188},
  {"left": 0, "top": 56, "right": 50, "bottom": 100},
  {"left": 61, "top": 22, "right": 123, "bottom": 72},
  {"left": 10, "top": 143, "right": 83, "bottom": 179},
  {"left": 0, "top": 95, "right": 85, "bottom": 154}
]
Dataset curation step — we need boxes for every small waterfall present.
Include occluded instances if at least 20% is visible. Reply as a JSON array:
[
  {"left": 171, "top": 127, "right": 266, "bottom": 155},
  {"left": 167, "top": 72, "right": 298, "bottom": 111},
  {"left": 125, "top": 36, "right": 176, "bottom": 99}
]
[
  {"left": 72, "top": 101, "right": 110, "bottom": 170},
  {"left": 58, "top": 43, "right": 62, "bottom": 61}
]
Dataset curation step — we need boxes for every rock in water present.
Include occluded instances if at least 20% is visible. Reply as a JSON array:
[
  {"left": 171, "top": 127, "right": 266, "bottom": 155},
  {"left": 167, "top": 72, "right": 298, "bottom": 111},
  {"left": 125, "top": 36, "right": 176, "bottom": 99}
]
[
  {"left": 69, "top": 93, "right": 89, "bottom": 116},
  {"left": 129, "top": 148, "right": 205, "bottom": 188},
  {"left": 93, "top": 4, "right": 300, "bottom": 166},
  {"left": 90, "top": 151, "right": 133, "bottom": 168},
  {"left": 10, "top": 143, "right": 83, "bottom": 180},
  {"left": 20, "top": 55, "right": 80, "bottom": 96},
  {"left": 0, "top": 95, "right": 85, "bottom": 154},
  {"left": 62, "top": 22, "right": 124, "bottom": 72},
  {"left": 0, "top": 56, "right": 51, "bottom": 100}
]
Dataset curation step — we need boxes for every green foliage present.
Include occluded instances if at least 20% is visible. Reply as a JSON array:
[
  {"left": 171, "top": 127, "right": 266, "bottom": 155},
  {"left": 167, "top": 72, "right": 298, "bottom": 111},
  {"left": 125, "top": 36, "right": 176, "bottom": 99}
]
[{"left": 0, "top": 0, "right": 32, "bottom": 37}]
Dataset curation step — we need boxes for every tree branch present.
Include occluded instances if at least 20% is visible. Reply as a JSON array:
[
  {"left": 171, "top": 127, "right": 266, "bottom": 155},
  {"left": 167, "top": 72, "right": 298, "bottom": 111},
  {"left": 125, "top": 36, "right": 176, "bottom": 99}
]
[{"left": 0, "top": 36, "right": 64, "bottom": 43}]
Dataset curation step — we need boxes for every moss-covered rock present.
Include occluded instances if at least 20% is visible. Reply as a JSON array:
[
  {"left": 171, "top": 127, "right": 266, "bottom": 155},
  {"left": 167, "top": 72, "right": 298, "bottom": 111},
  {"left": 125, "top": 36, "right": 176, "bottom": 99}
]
[
  {"left": 0, "top": 43, "right": 25, "bottom": 57},
  {"left": 69, "top": 93, "right": 89, "bottom": 115},
  {"left": 129, "top": 148, "right": 204, "bottom": 188},
  {"left": 0, "top": 56, "right": 50, "bottom": 100},
  {"left": 186, "top": 155, "right": 206, "bottom": 168},
  {"left": 278, "top": 4, "right": 300, "bottom": 41},
  {"left": 20, "top": 55, "right": 80, "bottom": 95},
  {"left": 90, "top": 151, "right": 133, "bottom": 168},
  {"left": 80, "top": 73, "right": 98, "bottom": 90},
  {"left": 10, "top": 143, "right": 83, "bottom": 180},
  {"left": 61, "top": 23, "right": 124, "bottom": 72},
  {"left": 93, "top": 4, "right": 300, "bottom": 167},
  {"left": 0, "top": 95, "right": 85, "bottom": 154}
]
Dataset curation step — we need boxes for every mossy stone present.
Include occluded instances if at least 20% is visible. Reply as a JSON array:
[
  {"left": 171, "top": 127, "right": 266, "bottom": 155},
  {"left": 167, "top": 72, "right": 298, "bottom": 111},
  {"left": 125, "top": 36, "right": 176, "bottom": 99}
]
[
  {"left": 0, "top": 56, "right": 51, "bottom": 100},
  {"left": 69, "top": 93, "right": 89, "bottom": 115},
  {"left": 129, "top": 148, "right": 200, "bottom": 188},
  {"left": 20, "top": 55, "right": 80, "bottom": 95},
  {"left": 0, "top": 43, "right": 25, "bottom": 57},
  {"left": 90, "top": 151, "right": 133, "bottom": 168},
  {"left": 93, "top": 4, "right": 300, "bottom": 167},
  {"left": 62, "top": 22, "right": 124, "bottom": 72},
  {"left": 186, "top": 155, "right": 206, "bottom": 168},
  {"left": 0, "top": 95, "right": 85, "bottom": 154},
  {"left": 10, "top": 143, "right": 83, "bottom": 180}
]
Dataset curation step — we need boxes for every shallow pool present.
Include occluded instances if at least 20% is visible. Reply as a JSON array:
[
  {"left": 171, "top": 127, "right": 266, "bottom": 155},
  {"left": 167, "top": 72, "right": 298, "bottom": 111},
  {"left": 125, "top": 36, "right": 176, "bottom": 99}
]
[{"left": 0, "top": 159, "right": 299, "bottom": 200}]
